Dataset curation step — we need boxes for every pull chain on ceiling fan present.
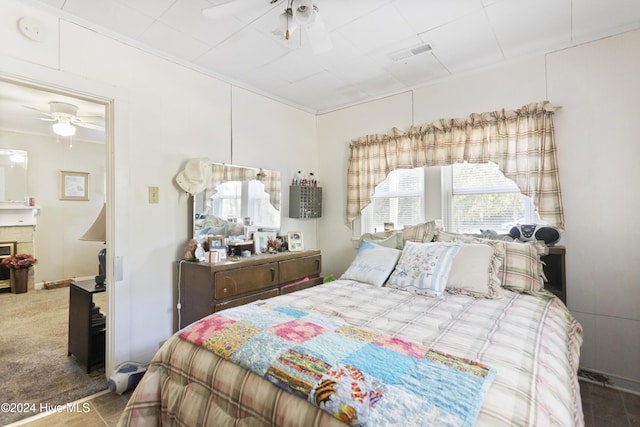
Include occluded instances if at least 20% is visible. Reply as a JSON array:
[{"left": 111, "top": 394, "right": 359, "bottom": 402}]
[{"left": 203, "top": 0, "right": 332, "bottom": 53}]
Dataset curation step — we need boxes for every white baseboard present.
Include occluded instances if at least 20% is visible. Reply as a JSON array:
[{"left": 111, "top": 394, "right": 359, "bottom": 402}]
[
  {"left": 579, "top": 367, "right": 640, "bottom": 396},
  {"left": 35, "top": 275, "right": 95, "bottom": 290}
]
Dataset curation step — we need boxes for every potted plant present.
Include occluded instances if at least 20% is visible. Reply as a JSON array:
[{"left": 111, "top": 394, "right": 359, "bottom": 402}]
[{"left": 1, "top": 253, "right": 37, "bottom": 294}]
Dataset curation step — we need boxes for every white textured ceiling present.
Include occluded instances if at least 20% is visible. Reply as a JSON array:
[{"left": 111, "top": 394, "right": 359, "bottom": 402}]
[{"left": 15, "top": 0, "right": 640, "bottom": 114}]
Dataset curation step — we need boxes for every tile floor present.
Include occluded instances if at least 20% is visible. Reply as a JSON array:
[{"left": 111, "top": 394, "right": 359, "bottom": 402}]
[
  {"left": 581, "top": 380, "right": 639, "bottom": 427},
  {"left": 8, "top": 380, "right": 640, "bottom": 426},
  {"left": 8, "top": 390, "right": 131, "bottom": 427}
]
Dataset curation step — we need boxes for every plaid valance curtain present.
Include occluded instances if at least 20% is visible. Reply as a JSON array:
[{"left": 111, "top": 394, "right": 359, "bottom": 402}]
[
  {"left": 209, "top": 163, "right": 281, "bottom": 211},
  {"left": 346, "top": 101, "right": 564, "bottom": 229}
]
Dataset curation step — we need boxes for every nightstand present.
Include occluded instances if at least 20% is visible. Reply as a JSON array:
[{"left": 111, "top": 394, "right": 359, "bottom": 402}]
[
  {"left": 541, "top": 246, "right": 566, "bottom": 304},
  {"left": 68, "top": 280, "right": 106, "bottom": 373}
]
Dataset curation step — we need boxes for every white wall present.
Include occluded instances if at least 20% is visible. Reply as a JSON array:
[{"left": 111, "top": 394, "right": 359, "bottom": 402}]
[
  {"left": 317, "top": 33, "right": 640, "bottom": 390},
  {"left": 0, "top": 0, "right": 318, "bottom": 370},
  {"left": 0, "top": 131, "right": 105, "bottom": 284}
]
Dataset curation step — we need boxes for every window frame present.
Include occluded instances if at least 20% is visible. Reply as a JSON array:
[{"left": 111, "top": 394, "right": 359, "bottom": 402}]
[
  {"left": 357, "top": 163, "right": 537, "bottom": 238},
  {"left": 442, "top": 162, "right": 537, "bottom": 233},
  {"left": 360, "top": 167, "right": 425, "bottom": 234}
]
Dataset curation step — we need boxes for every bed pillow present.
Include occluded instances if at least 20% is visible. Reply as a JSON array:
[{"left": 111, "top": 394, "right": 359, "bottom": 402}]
[
  {"left": 435, "top": 232, "right": 547, "bottom": 294},
  {"left": 360, "top": 230, "right": 403, "bottom": 249},
  {"left": 445, "top": 243, "right": 503, "bottom": 299},
  {"left": 340, "top": 240, "right": 401, "bottom": 286},
  {"left": 387, "top": 241, "right": 460, "bottom": 297},
  {"left": 493, "top": 240, "right": 548, "bottom": 294},
  {"left": 402, "top": 220, "right": 438, "bottom": 245}
]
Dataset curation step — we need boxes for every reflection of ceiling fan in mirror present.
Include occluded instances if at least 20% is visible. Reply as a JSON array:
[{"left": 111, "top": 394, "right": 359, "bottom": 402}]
[
  {"left": 24, "top": 101, "right": 105, "bottom": 147},
  {"left": 202, "top": 0, "right": 332, "bottom": 53}
]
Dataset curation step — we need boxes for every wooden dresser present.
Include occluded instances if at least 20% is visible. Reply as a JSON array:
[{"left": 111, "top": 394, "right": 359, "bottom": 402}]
[{"left": 174, "top": 250, "right": 322, "bottom": 331}]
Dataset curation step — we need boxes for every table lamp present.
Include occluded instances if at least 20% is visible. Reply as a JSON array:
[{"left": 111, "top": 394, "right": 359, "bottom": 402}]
[{"left": 79, "top": 203, "right": 106, "bottom": 289}]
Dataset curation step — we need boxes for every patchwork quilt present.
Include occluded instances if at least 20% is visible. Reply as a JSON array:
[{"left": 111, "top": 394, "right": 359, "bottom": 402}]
[
  {"left": 179, "top": 302, "right": 496, "bottom": 427},
  {"left": 118, "top": 280, "right": 584, "bottom": 427}
]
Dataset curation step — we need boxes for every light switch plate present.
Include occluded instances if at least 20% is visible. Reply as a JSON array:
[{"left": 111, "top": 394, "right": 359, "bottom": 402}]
[{"left": 148, "top": 186, "right": 159, "bottom": 204}]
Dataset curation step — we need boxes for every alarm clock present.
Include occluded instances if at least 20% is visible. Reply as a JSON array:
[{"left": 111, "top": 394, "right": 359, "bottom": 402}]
[{"left": 508, "top": 224, "right": 561, "bottom": 245}]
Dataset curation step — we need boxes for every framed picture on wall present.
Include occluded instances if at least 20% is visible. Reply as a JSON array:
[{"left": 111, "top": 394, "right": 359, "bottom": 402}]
[
  {"left": 59, "top": 171, "right": 89, "bottom": 201},
  {"left": 287, "top": 231, "right": 304, "bottom": 252}
]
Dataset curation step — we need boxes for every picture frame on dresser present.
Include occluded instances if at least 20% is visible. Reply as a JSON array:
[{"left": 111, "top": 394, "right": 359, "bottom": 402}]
[
  {"left": 287, "top": 231, "right": 304, "bottom": 251},
  {"left": 253, "top": 231, "right": 276, "bottom": 254}
]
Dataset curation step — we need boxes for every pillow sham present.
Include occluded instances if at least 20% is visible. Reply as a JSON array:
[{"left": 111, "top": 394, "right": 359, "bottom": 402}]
[
  {"left": 360, "top": 230, "right": 403, "bottom": 250},
  {"left": 340, "top": 240, "right": 401, "bottom": 286},
  {"left": 445, "top": 243, "right": 503, "bottom": 299},
  {"left": 387, "top": 241, "right": 460, "bottom": 297},
  {"left": 402, "top": 220, "right": 439, "bottom": 245},
  {"left": 435, "top": 231, "right": 547, "bottom": 294}
]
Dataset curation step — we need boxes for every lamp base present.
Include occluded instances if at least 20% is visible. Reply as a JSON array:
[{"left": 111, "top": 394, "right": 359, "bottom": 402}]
[{"left": 95, "top": 275, "right": 106, "bottom": 290}]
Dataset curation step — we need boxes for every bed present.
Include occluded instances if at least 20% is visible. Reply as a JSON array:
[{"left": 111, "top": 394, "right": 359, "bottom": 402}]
[{"left": 118, "top": 234, "right": 583, "bottom": 427}]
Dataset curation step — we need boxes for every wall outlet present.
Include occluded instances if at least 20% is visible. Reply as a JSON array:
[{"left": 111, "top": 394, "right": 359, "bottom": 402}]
[{"left": 148, "top": 186, "right": 159, "bottom": 204}]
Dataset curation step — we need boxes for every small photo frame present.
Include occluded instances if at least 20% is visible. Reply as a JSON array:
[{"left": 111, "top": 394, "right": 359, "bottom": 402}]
[
  {"left": 60, "top": 171, "right": 89, "bottom": 201},
  {"left": 287, "top": 231, "right": 304, "bottom": 252},
  {"left": 207, "top": 235, "right": 226, "bottom": 249},
  {"left": 254, "top": 231, "right": 277, "bottom": 254}
]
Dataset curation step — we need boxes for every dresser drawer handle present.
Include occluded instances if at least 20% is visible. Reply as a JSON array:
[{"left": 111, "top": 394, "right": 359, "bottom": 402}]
[{"left": 271, "top": 268, "right": 276, "bottom": 282}]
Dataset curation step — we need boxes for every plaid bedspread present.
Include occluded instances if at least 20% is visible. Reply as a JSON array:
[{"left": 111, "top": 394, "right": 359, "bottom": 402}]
[
  {"left": 118, "top": 280, "right": 584, "bottom": 427},
  {"left": 179, "top": 302, "right": 496, "bottom": 426}
]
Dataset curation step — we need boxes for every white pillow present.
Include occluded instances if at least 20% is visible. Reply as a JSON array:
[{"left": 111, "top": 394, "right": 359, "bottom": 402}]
[
  {"left": 340, "top": 240, "right": 401, "bottom": 286},
  {"left": 387, "top": 241, "right": 460, "bottom": 297},
  {"left": 445, "top": 243, "right": 503, "bottom": 299}
]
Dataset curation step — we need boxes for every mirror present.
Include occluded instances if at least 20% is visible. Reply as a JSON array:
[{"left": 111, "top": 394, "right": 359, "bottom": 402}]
[
  {"left": 0, "top": 149, "right": 28, "bottom": 202},
  {"left": 193, "top": 163, "right": 281, "bottom": 238}
]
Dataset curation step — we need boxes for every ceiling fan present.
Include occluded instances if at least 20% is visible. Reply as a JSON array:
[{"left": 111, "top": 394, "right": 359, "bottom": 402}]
[
  {"left": 23, "top": 101, "right": 104, "bottom": 147},
  {"left": 24, "top": 101, "right": 104, "bottom": 133},
  {"left": 202, "top": 0, "right": 332, "bottom": 53}
]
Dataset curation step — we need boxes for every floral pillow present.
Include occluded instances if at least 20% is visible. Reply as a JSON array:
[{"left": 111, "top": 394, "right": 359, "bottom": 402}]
[
  {"left": 340, "top": 240, "right": 402, "bottom": 286},
  {"left": 387, "top": 241, "right": 460, "bottom": 297}
]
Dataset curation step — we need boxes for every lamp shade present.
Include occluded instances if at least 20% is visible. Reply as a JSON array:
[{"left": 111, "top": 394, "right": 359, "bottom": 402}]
[{"left": 80, "top": 203, "right": 106, "bottom": 242}]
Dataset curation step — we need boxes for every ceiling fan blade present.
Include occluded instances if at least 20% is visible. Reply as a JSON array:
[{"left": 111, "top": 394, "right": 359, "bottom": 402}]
[
  {"left": 22, "top": 105, "right": 53, "bottom": 117},
  {"left": 76, "top": 122, "right": 105, "bottom": 131},
  {"left": 304, "top": 12, "right": 332, "bottom": 54},
  {"left": 71, "top": 118, "right": 105, "bottom": 131}
]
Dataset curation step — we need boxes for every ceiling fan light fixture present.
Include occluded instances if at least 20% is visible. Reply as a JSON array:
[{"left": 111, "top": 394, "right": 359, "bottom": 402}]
[
  {"left": 52, "top": 118, "right": 76, "bottom": 137},
  {"left": 292, "top": 0, "right": 315, "bottom": 24}
]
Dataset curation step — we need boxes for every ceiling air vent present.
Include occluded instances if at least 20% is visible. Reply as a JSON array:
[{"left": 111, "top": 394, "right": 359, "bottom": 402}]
[{"left": 388, "top": 42, "right": 432, "bottom": 62}]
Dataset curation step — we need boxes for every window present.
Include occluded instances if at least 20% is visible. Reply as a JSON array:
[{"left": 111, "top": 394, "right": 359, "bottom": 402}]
[
  {"left": 444, "top": 162, "right": 537, "bottom": 233},
  {"left": 211, "top": 180, "right": 280, "bottom": 226},
  {"left": 361, "top": 168, "right": 424, "bottom": 233},
  {"left": 360, "top": 162, "right": 537, "bottom": 236}
]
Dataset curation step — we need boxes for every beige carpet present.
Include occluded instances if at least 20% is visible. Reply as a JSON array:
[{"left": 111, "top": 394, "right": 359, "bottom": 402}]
[{"left": 0, "top": 286, "right": 108, "bottom": 425}]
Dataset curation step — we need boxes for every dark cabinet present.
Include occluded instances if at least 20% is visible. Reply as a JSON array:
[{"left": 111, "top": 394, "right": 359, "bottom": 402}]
[
  {"left": 542, "top": 246, "right": 566, "bottom": 304},
  {"left": 68, "top": 280, "right": 106, "bottom": 373}
]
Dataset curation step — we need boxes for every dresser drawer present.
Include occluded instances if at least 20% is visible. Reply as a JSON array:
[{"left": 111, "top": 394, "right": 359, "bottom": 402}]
[
  {"left": 214, "top": 263, "right": 278, "bottom": 299},
  {"left": 214, "top": 288, "right": 279, "bottom": 311},
  {"left": 280, "top": 277, "right": 323, "bottom": 295},
  {"left": 279, "top": 254, "right": 321, "bottom": 284}
]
